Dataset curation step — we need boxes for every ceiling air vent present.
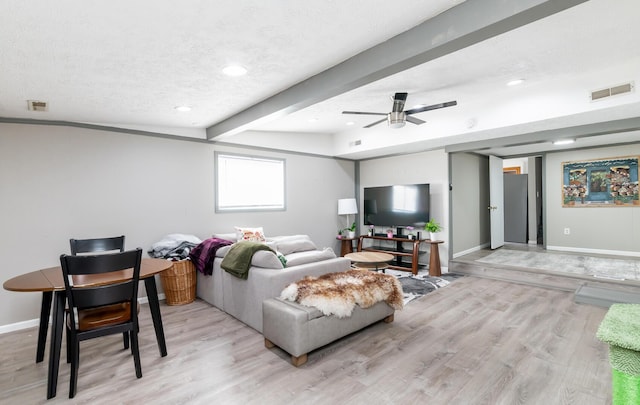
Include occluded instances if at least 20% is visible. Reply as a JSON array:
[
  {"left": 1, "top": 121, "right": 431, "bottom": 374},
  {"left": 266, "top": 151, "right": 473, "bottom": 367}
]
[
  {"left": 27, "top": 100, "right": 48, "bottom": 112},
  {"left": 590, "top": 82, "right": 634, "bottom": 101}
]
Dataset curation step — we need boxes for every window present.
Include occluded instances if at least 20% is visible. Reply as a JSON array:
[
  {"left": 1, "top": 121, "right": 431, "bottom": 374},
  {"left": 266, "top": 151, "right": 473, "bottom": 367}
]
[{"left": 215, "top": 152, "right": 286, "bottom": 212}]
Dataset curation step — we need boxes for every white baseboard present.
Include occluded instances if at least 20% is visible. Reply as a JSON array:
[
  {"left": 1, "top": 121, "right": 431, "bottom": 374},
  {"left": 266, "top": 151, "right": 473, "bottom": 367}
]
[
  {"left": 0, "top": 294, "right": 168, "bottom": 335},
  {"left": 453, "top": 243, "right": 491, "bottom": 258},
  {"left": 546, "top": 245, "right": 640, "bottom": 258},
  {"left": 0, "top": 318, "right": 40, "bottom": 334}
]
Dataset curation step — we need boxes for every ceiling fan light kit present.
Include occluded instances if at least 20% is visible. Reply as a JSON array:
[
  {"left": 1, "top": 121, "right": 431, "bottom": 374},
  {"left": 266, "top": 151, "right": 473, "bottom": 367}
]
[
  {"left": 342, "top": 92, "right": 457, "bottom": 129},
  {"left": 388, "top": 112, "right": 406, "bottom": 128}
]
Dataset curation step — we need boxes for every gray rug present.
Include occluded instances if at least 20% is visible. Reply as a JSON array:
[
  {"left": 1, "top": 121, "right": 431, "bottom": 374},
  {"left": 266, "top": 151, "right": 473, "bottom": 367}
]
[
  {"left": 393, "top": 273, "right": 462, "bottom": 304},
  {"left": 476, "top": 250, "right": 640, "bottom": 281}
]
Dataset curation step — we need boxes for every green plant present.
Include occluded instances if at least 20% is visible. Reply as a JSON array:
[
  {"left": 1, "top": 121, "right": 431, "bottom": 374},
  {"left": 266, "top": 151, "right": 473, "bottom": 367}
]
[
  {"left": 424, "top": 218, "right": 443, "bottom": 233},
  {"left": 348, "top": 222, "right": 356, "bottom": 232}
]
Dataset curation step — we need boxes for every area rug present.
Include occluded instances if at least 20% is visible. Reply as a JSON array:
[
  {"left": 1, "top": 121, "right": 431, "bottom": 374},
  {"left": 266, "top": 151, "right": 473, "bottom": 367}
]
[
  {"left": 476, "top": 249, "right": 640, "bottom": 281},
  {"left": 385, "top": 271, "right": 462, "bottom": 304}
]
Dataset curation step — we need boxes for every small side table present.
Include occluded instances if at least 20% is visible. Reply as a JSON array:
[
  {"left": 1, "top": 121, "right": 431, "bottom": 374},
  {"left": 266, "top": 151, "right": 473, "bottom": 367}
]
[
  {"left": 337, "top": 236, "right": 357, "bottom": 257},
  {"left": 427, "top": 240, "right": 444, "bottom": 277}
]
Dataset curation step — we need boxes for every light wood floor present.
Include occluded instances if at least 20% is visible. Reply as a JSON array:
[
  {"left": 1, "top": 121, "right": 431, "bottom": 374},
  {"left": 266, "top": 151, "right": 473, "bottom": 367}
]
[{"left": 0, "top": 276, "right": 611, "bottom": 404}]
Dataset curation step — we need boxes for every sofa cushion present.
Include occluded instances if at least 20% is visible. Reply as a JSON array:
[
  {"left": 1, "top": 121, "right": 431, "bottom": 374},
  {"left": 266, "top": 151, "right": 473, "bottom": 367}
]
[
  {"left": 267, "top": 235, "right": 312, "bottom": 243},
  {"left": 212, "top": 233, "right": 237, "bottom": 243},
  {"left": 251, "top": 250, "right": 285, "bottom": 269},
  {"left": 276, "top": 239, "right": 317, "bottom": 256},
  {"left": 215, "top": 245, "right": 233, "bottom": 257},
  {"left": 285, "top": 248, "right": 336, "bottom": 267}
]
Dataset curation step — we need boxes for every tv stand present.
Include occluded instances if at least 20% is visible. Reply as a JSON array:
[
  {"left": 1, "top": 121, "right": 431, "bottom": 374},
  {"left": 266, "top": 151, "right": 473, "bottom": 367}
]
[{"left": 357, "top": 235, "right": 442, "bottom": 276}]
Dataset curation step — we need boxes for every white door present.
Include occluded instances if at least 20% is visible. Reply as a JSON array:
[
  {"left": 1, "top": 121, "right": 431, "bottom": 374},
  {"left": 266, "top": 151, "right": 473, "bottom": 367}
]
[{"left": 489, "top": 155, "right": 505, "bottom": 249}]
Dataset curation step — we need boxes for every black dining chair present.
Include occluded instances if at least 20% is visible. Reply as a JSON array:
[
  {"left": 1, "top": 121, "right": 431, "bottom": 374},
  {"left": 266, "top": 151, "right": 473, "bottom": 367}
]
[
  {"left": 70, "top": 235, "right": 126, "bottom": 256},
  {"left": 68, "top": 235, "right": 131, "bottom": 353},
  {"left": 60, "top": 248, "right": 143, "bottom": 398}
]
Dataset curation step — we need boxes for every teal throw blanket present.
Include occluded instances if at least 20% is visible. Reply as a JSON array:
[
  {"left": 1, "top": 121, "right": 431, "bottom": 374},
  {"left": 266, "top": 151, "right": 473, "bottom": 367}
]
[{"left": 221, "top": 242, "right": 274, "bottom": 279}]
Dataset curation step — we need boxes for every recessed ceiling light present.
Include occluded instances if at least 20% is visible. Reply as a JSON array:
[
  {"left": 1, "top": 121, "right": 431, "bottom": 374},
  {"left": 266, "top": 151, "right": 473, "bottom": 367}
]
[
  {"left": 222, "top": 65, "right": 247, "bottom": 77},
  {"left": 507, "top": 79, "right": 525, "bottom": 86},
  {"left": 346, "top": 121, "right": 355, "bottom": 126},
  {"left": 553, "top": 139, "right": 575, "bottom": 145},
  {"left": 174, "top": 106, "right": 192, "bottom": 112}
]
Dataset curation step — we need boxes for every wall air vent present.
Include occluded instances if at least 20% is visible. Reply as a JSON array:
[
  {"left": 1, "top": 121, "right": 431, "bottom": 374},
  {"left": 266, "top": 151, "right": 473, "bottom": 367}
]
[
  {"left": 27, "top": 100, "right": 48, "bottom": 112},
  {"left": 590, "top": 82, "right": 634, "bottom": 101}
]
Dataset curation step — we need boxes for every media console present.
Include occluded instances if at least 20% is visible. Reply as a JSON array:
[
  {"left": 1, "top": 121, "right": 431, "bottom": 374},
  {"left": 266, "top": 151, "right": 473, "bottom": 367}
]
[{"left": 356, "top": 235, "right": 443, "bottom": 276}]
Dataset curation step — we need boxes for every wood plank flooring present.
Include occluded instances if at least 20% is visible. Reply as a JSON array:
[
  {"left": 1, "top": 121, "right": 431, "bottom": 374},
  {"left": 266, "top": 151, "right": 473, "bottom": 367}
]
[{"left": 0, "top": 276, "right": 611, "bottom": 404}]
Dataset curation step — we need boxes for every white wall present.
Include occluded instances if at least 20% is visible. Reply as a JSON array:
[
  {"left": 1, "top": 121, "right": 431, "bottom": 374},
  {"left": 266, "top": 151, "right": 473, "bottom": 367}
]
[
  {"left": 545, "top": 143, "right": 640, "bottom": 255},
  {"left": 359, "top": 149, "right": 450, "bottom": 268},
  {"left": 0, "top": 123, "right": 355, "bottom": 328}
]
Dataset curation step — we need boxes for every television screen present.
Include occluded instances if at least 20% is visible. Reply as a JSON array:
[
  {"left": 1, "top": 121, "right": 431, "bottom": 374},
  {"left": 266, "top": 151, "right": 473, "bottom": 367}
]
[{"left": 363, "top": 184, "right": 430, "bottom": 227}]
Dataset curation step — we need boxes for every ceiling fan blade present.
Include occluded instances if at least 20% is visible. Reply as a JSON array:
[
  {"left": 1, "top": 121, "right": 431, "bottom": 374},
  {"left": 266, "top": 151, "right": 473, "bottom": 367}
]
[
  {"left": 405, "top": 100, "right": 457, "bottom": 115},
  {"left": 364, "top": 118, "right": 387, "bottom": 128},
  {"left": 392, "top": 92, "right": 408, "bottom": 112},
  {"left": 406, "top": 116, "right": 426, "bottom": 125},
  {"left": 342, "top": 111, "right": 387, "bottom": 116}
]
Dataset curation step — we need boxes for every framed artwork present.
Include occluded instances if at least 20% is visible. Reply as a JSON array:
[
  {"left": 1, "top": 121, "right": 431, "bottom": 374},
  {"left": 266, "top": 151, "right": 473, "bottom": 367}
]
[{"left": 561, "top": 156, "right": 639, "bottom": 207}]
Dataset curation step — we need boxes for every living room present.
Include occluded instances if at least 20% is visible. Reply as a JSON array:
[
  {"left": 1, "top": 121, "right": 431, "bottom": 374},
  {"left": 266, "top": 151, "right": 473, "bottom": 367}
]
[{"left": 1, "top": 0, "right": 640, "bottom": 402}]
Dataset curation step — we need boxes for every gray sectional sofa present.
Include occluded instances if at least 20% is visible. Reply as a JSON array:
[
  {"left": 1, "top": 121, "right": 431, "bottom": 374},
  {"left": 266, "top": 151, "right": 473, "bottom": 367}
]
[{"left": 196, "top": 234, "right": 351, "bottom": 332}]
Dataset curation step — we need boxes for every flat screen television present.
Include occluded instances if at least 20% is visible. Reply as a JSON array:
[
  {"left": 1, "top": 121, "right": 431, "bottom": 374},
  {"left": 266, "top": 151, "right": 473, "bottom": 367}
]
[{"left": 363, "top": 184, "right": 430, "bottom": 228}]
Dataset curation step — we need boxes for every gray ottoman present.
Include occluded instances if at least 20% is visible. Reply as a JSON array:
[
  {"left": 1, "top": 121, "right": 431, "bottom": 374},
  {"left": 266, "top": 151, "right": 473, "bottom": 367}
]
[{"left": 262, "top": 297, "right": 395, "bottom": 366}]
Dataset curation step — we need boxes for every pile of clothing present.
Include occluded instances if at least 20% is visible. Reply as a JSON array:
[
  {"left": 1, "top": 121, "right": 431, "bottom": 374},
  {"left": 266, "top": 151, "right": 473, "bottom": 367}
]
[{"left": 148, "top": 234, "right": 202, "bottom": 261}]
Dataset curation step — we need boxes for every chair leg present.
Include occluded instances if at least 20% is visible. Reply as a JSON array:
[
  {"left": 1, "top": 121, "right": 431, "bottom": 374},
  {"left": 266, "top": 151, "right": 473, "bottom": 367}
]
[
  {"left": 123, "top": 332, "right": 129, "bottom": 350},
  {"left": 66, "top": 328, "right": 71, "bottom": 363},
  {"left": 131, "top": 330, "right": 142, "bottom": 378},
  {"left": 69, "top": 339, "right": 80, "bottom": 398}
]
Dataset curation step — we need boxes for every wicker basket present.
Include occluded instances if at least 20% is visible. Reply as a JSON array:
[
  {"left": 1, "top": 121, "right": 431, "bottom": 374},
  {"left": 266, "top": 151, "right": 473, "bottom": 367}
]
[{"left": 160, "top": 259, "right": 196, "bottom": 305}]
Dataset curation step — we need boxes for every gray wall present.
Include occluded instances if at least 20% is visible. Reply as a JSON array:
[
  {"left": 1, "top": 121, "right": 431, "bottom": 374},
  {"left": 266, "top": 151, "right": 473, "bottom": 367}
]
[
  {"left": 359, "top": 149, "right": 450, "bottom": 267},
  {"left": 545, "top": 143, "right": 640, "bottom": 254},
  {"left": 450, "top": 152, "right": 490, "bottom": 256},
  {"left": 0, "top": 123, "right": 355, "bottom": 328}
]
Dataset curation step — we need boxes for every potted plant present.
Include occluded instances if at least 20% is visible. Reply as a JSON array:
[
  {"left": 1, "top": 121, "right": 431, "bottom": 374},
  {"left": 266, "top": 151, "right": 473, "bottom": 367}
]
[
  {"left": 336, "top": 229, "right": 343, "bottom": 239},
  {"left": 368, "top": 224, "right": 375, "bottom": 236},
  {"left": 405, "top": 226, "right": 415, "bottom": 239},
  {"left": 386, "top": 228, "right": 394, "bottom": 238},
  {"left": 345, "top": 222, "right": 356, "bottom": 239},
  {"left": 425, "top": 219, "right": 443, "bottom": 240}
]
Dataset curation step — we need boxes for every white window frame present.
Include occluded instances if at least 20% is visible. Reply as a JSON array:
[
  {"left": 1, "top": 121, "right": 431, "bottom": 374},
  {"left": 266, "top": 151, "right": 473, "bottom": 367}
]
[{"left": 215, "top": 152, "right": 286, "bottom": 212}]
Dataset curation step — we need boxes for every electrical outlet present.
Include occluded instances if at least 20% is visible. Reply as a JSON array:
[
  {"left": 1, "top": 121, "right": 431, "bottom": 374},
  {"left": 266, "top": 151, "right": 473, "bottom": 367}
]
[{"left": 564, "top": 228, "right": 570, "bottom": 235}]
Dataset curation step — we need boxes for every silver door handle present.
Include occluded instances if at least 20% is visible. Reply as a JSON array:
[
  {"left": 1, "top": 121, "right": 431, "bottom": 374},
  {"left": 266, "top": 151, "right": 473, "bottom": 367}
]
[{"left": 487, "top": 206, "right": 497, "bottom": 210}]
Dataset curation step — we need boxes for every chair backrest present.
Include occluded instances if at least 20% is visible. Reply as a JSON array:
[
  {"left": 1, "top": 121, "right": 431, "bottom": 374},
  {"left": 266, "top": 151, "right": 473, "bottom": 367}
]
[
  {"left": 60, "top": 248, "right": 142, "bottom": 316},
  {"left": 70, "top": 235, "right": 125, "bottom": 255}
]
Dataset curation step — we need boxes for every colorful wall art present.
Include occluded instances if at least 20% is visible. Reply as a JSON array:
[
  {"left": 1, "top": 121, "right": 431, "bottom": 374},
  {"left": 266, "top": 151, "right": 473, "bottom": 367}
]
[{"left": 562, "top": 156, "right": 639, "bottom": 207}]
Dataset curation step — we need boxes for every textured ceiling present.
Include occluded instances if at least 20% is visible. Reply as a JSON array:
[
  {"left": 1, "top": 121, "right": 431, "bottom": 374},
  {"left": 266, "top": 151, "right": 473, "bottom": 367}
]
[{"left": 1, "top": 0, "right": 639, "bottom": 159}]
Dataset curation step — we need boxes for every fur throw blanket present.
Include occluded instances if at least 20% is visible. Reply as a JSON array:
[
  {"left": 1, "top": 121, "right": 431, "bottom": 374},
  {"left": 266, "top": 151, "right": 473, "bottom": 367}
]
[{"left": 280, "top": 270, "right": 404, "bottom": 318}]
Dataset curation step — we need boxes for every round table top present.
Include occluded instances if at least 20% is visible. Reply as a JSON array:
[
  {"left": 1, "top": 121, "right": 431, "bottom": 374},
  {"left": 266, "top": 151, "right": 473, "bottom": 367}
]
[
  {"left": 3, "top": 258, "right": 173, "bottom": 292},
  {"left": 345, "top": 251, "right": 394, "bottom": 264}
]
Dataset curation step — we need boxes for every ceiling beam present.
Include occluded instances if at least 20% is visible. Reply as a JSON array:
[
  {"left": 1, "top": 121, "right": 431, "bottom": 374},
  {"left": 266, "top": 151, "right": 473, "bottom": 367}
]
[
  {"left": 206, "top": 0, "right": 588, "bottom": 140},
  {"left": 443, "top": 117, "right": 640, "bottom": 153}
]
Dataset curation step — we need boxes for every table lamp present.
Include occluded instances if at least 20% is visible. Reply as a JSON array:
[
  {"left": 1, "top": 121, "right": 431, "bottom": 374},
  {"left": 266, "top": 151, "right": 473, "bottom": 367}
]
[{"left": 338, "top": 198, "right": 358, "bottom": 233}]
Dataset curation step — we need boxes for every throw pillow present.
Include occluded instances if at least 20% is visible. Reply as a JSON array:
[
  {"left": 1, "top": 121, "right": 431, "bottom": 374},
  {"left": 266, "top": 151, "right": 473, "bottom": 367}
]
[{"left": 234, "top": 226, "right": 266, "bottom": 243}]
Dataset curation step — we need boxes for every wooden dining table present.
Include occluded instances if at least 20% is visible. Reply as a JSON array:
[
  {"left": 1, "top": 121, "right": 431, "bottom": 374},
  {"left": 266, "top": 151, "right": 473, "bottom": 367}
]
[{"left": 3, "top": 258, "right": 173, "bottom": 399}]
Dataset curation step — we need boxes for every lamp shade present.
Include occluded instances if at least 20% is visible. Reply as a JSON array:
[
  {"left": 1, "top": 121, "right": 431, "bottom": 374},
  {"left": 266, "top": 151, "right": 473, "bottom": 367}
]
[{"left": 338, "top": 198, "right": 358, "bottom": 215}]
